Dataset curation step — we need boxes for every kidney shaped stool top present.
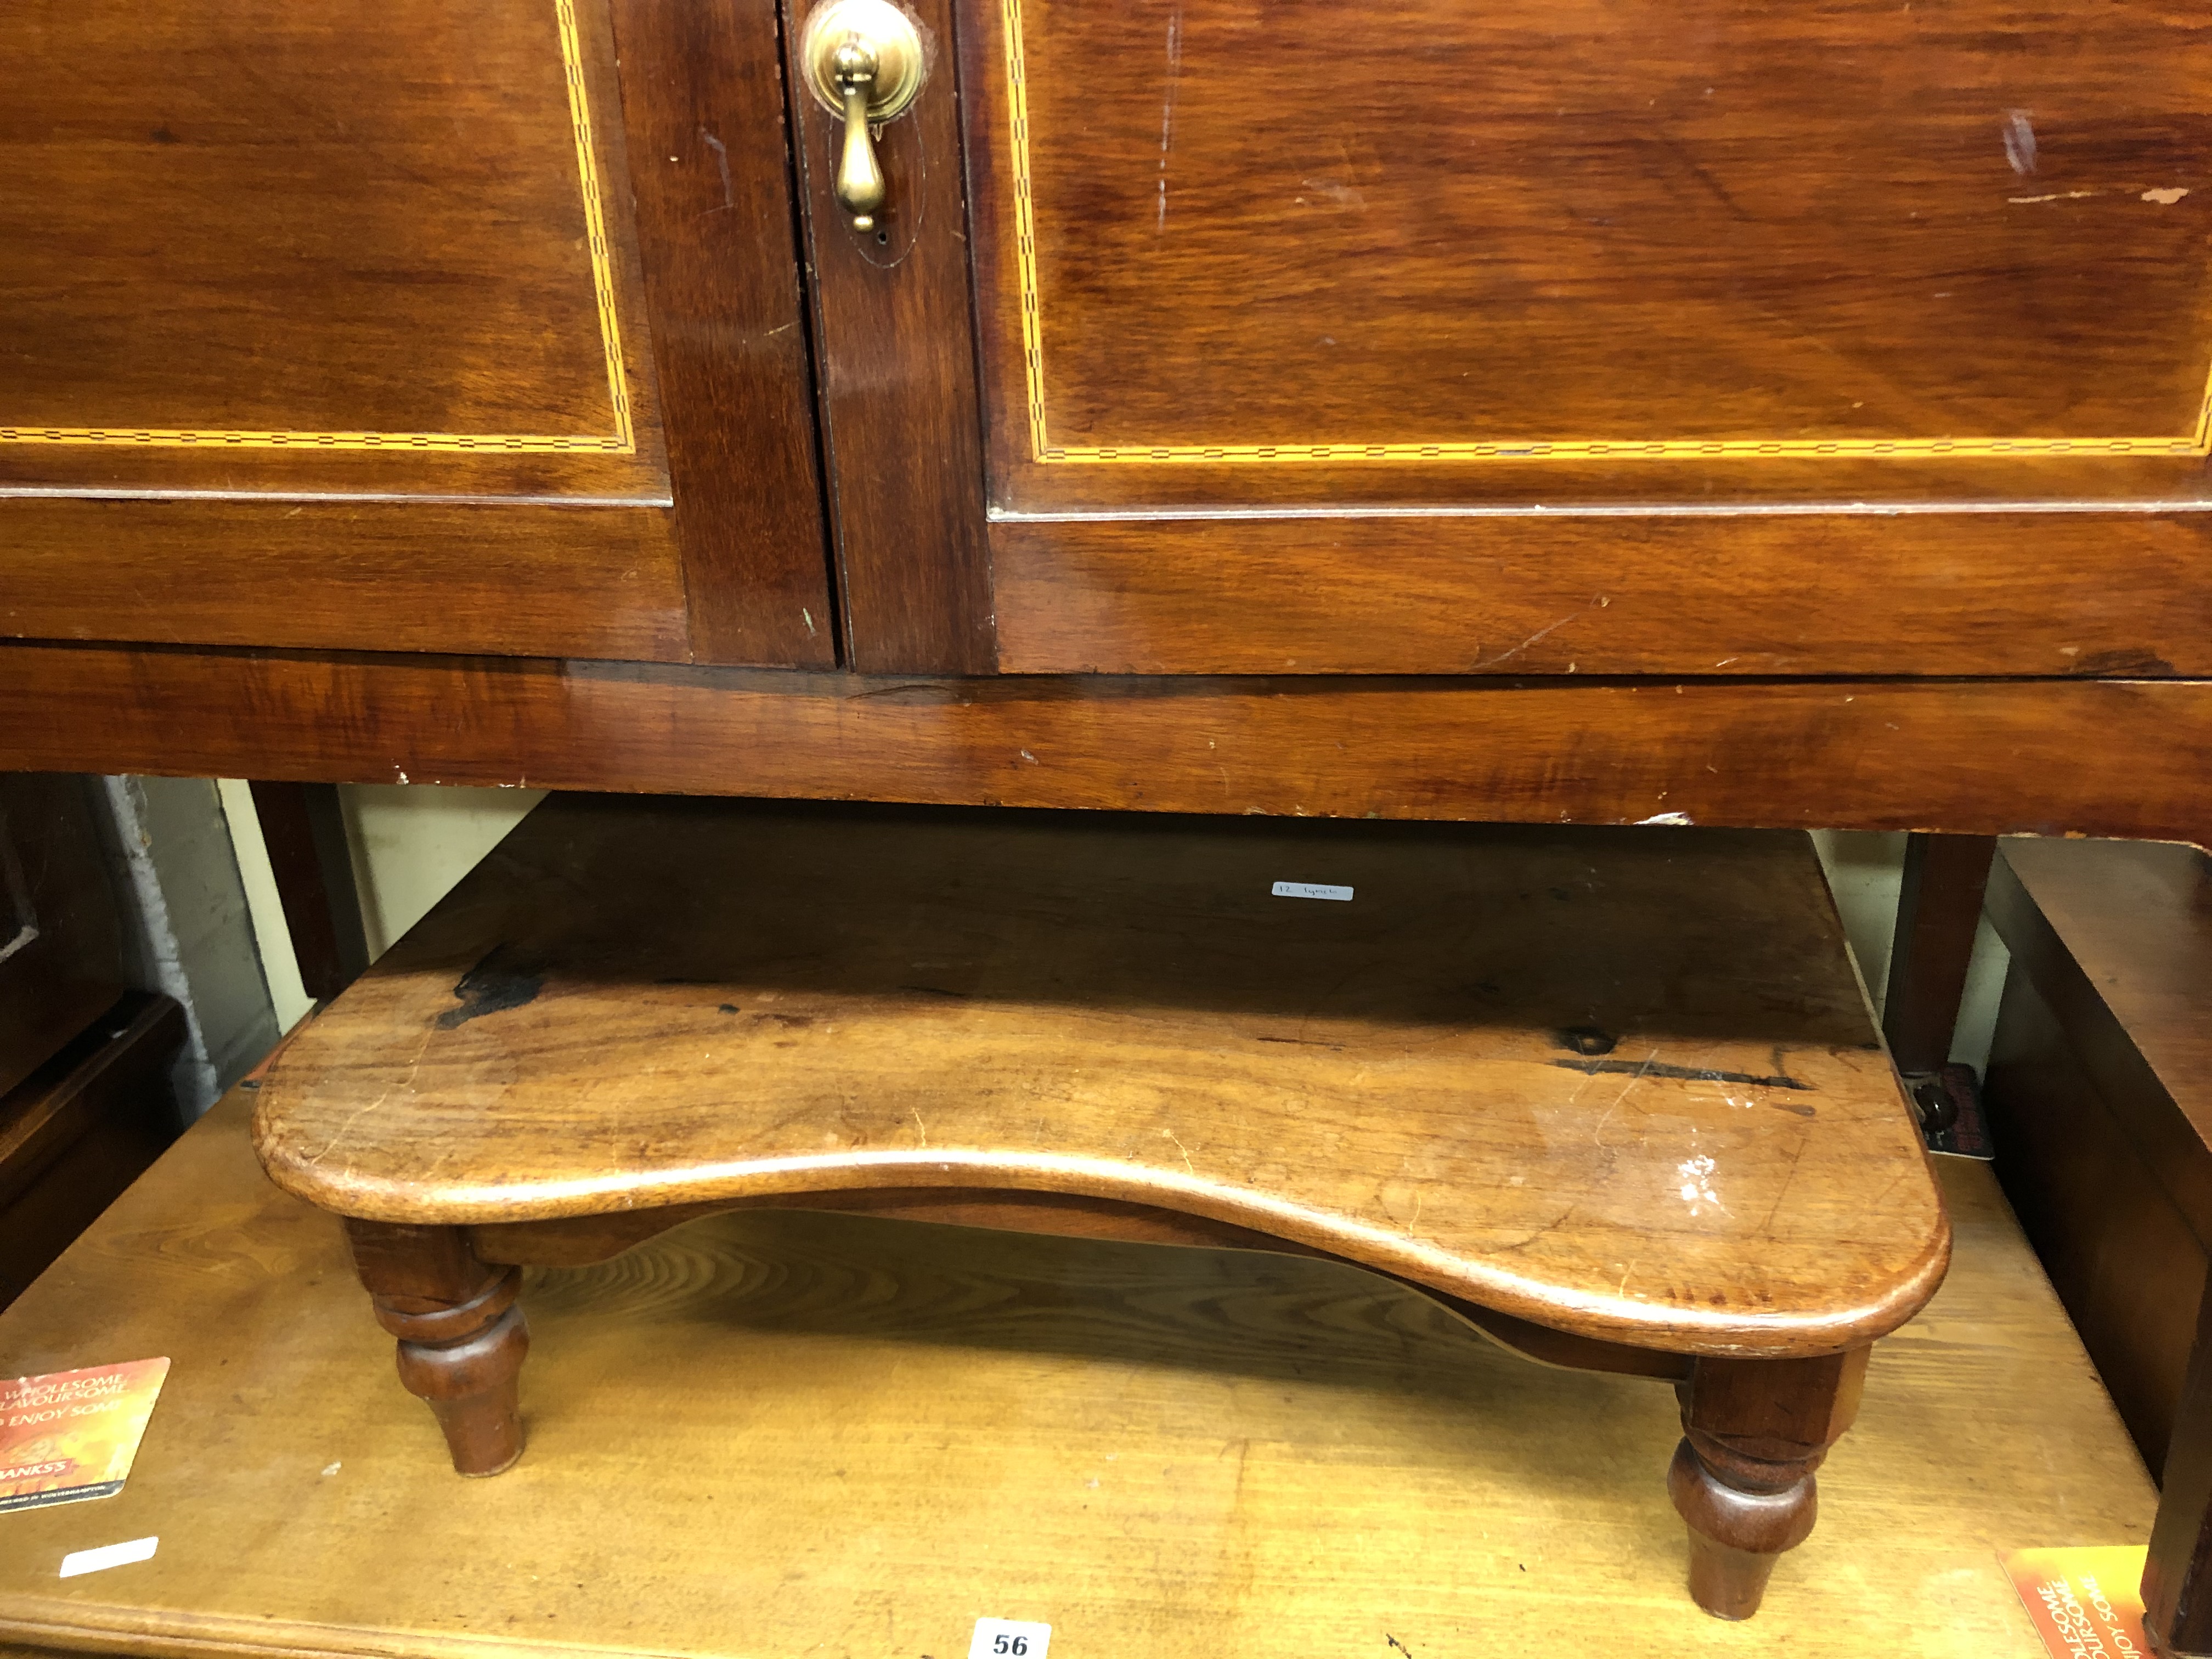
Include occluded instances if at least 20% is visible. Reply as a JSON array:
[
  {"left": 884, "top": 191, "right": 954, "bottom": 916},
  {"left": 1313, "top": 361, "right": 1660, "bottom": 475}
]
[{"left": 255, "top": 797, "right": 1949, "bottom": 1621}]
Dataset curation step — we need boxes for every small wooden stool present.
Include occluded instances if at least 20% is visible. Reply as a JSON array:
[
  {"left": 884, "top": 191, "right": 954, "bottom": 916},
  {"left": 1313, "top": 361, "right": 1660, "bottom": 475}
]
[{"left": 255, "top": 798, "right": 1949, "bottom": 1621}]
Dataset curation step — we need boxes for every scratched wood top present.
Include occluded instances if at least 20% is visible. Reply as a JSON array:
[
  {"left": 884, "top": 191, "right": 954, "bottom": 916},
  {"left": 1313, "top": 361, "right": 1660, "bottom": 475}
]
[
  {"left": 256, "top": 798, "right": 1948, "bottom": 1354},
  {"left": 0, "top": 1092, "right": 2136, "bottom": 1658}
]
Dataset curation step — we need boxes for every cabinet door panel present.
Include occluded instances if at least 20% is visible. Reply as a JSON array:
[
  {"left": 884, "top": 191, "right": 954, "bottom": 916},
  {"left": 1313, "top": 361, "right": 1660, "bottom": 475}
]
[
  {"left": 974, "top": 0, "right": 2212, "bottom": 509},
  {"left": 953, "top": 0, "right": 2212, "bottom": 672},
  {"left": 3, "top": 0, "right": 664, "bottom": 503},
  {"left": 2, "top": 0, "right": 833, "bottom": 667}
]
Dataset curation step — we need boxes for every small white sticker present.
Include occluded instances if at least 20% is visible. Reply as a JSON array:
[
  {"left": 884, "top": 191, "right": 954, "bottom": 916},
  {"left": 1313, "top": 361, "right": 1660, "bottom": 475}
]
[
  {"left": 59, "top": 1536, "right": 157, "bottom": 1578},
  {"left": 969, "top": 1618, "right": 1051, "bottom": 1659},
  {"left": 1271, "top": 881, "right": 1353, "bottom": 902}
]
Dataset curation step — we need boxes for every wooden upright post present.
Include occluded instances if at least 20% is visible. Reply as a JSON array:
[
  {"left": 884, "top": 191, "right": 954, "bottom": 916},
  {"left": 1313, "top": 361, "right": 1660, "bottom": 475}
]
[
  {"left": 247, "top": 780, "right": 370, "bottom": 1003},
  {"left": 1882, "top": 832, "right": 1998, "bottom": 1075}
]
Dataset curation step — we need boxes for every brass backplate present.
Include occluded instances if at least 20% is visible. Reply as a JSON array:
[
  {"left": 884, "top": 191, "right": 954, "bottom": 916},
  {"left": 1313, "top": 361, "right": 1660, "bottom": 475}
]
[{"left": 799, "top": 0, "right": 927, "bottom": 122}]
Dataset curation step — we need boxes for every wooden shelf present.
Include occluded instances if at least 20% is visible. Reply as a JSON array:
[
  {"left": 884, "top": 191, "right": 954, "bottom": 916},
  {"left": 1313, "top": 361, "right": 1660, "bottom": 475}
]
[{"left": 0, "top": 1083, "right": 2153, "bottom": 1659}]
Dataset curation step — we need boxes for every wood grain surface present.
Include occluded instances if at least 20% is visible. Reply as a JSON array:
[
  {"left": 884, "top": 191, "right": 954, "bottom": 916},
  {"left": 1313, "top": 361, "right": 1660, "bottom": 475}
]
[
  {"left": 1980, "top": 840, "right": 2212, "bottom": 1659},
  {"left": 1983, "top": 924, "right": 2205, "bottom": 1479},
  {"left": 611, "top": 0, "right": 838, "bottom": 668},
  {"left": 0, "top": 995, "right": 185, "bottom": 1309},
  {"left": 6, "top": 644, "right": 2212, "bottom": 845},
  {"left": 0, "top": 504, "right": 691, "bottom": 662},
  {"left": 0, "top": 0, "right": 852, "bottom": 668},
  {"left": 1988, "top": 842, "right": 2212, "bottom": 1250},
  {"left": 1881, "top": 833, "right": 1997, "bottom": 1074},
  {"left": 788, "top": 0, "right": 997, "bottom": 673},
  {"left": 246, "top": 783, "right": 370, "bottom": 1004},
  {"left": 968, "top": 0, "right": 2212, "bottom": 509},
  {"left": 256, "top": 797, "right": 1945, "bottom": 1355},
  {"left": 0, "top": 1087, "right": 2151, "bottom": 1658},
  {"left": 989, "top": 511, "right": 2212, "bottom": 677},
  {"left": 962, "top": 0, "right": 2212, "bottom": 680},
  {"left": 0, "top": 0, "right": 665, "bottom": 504},
  {"left": 470, "top": 1189, "right": 1701, "bottom": 1380}
]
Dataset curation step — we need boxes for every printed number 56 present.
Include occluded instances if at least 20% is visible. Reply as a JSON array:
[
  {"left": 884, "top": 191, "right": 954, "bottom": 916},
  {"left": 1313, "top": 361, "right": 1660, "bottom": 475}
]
[{"left": 992, "top": 1639, "right": 1028, "bottom": 1657}]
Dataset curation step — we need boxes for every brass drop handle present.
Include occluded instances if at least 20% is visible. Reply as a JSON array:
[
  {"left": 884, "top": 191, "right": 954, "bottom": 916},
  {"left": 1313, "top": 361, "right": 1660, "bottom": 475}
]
[
  {"left": 800, "top": 0, "right": 927, "bottom": 234},
  {"left": 830, "top": 39, "right": 885, "bottom": 229}
]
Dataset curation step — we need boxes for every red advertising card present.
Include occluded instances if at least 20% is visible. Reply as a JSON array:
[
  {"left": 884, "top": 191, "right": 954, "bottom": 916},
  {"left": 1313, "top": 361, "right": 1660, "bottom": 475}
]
[
  {"left": 0, "top": 1359, "right": 170, "bottom": 1514},
  {"left": 2006, "top": 1545, "right": 2153, "bottom": 1659}
]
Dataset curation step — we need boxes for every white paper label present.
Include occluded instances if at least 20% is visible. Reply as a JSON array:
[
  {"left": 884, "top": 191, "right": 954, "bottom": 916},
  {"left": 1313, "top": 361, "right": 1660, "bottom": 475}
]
[
  {"left": 969, "top": 1618, "right": 1052, "bottom": 1659},
  {"left": 59, "top": 1536, "right": 157, "bottom": 1578},
  {"left": 1271, "top": 881, "right": 1353, "bottom": 902}
]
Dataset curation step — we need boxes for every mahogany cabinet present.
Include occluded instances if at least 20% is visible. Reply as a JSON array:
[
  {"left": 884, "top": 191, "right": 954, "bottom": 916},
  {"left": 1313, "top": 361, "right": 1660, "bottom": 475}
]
[
  {"left": 8, "top": 0, "right": 2212, "bottom": 1646},
  {"left": 9, "top": 0, "right": 2212, "bottom": 680}
]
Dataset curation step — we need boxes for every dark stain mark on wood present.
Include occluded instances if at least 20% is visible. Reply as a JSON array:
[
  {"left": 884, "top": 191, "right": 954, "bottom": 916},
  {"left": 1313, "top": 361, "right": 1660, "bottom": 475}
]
[
  {"left": 436, "top": 946, "right": 545, "bottom": 1030},
  {"left": 1548, "top": 1057, "right": 1809, "bottom": 1091},
  {"left": 2070, "top": 647, "right": 2177, "bottom": 676},
  {"left": 1555, "top": 1025, "right": 1618, "bottom": 1056}
]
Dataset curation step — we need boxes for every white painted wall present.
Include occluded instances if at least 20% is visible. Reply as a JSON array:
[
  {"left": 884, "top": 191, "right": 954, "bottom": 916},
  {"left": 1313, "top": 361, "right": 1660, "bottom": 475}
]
[
  {"left": 1810, "top": 829, "right": 2010, "bottom": 1073},
  {"left": 106, "top": 775, "right": 282, "bottom": 1113},
  {"left": 336, "top": 785, "right": 547, "bottom": 958},
  {"left": 220, "top": 783, "right": 545, "bottom": 1024},
  {"left": 215, "top": 778, "right": 313, "bottom": 1034}
]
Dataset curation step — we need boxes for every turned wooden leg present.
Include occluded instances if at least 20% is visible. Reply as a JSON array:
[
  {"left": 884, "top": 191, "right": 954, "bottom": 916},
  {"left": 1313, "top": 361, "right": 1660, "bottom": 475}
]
[
  {"left": 1668, "top": 1347, "right": 1870, "bottom": 1620},
  {"left": 344, "top": 1218, "right": 529, "bottom": 1476}
]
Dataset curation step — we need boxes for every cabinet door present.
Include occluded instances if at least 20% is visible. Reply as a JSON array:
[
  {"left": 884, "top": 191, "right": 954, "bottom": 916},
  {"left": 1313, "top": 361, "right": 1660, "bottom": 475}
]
[
  {"left": 800, "top": 0, "right": 2212, "bottom": 675},
  {"left": 2, "top": 0, "right": 832, "bottom": 667}
]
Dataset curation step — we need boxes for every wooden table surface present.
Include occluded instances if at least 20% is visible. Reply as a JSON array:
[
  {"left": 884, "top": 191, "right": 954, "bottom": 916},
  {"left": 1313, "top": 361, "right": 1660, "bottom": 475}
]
[{"left": 0, "top": 1085, "right": 2155, "bottom": 1659}]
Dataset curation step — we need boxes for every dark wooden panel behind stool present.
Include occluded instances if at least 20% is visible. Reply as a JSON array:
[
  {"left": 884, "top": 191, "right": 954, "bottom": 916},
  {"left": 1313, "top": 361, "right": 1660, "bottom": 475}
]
[
  {"left": 0, "top": 993, "right": 187, "bottom": 1308},
  {"left": 0, "top": 775, "right": 129, "bottom": 1098},
  {"left": 1983, "top": 838, "right": 2212, "bottom": 1477},
  {"left": 1980, "top": 839, "right": 2212, "bottom": 1655}
]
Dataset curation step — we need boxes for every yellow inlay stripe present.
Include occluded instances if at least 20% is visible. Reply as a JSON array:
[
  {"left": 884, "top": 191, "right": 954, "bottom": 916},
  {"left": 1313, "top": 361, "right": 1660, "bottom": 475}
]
[
  {"left": 1030, "top": 435, "right": 2212, "bottom": 464},
  {"left": 1001, "top": 0, "right": 1051, "bottom": 464},
  {"left": 556, "top": 0, "right": 634, "bottom": 454},
  {"left": 0, "top": 428, "right": 633, "bottom": 452},
  {"left": 4, "top": 0, "right": 635, "bottom": 458},
  {"left": 1000, "top": 0, "right": 2212, "bottom": 466}
]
